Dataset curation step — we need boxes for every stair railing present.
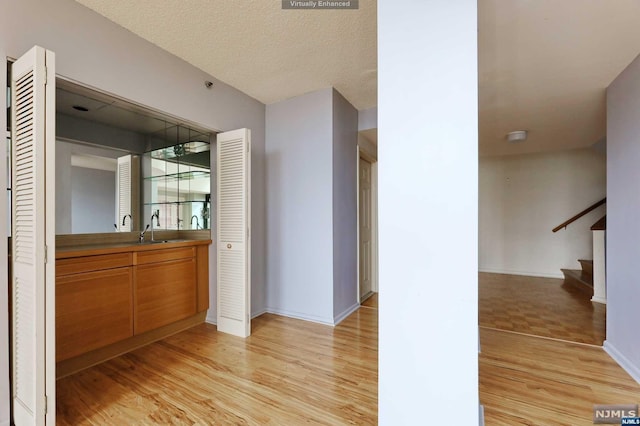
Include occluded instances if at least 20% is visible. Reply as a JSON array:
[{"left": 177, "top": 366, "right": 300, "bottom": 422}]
[{"left": 552, "top": 197, "right": 606, "bottom": 232}]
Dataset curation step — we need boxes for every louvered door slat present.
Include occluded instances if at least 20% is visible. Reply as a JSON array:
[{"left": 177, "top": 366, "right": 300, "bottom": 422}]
[
  {"left": 217, "top": 129, "right": 251, "bottom": 338},
  {"left": 116, "top": 155, "right": 131, "bottom": 231},
  {"left": 11, "top": 45, "right": 56, "bottom": 426}
]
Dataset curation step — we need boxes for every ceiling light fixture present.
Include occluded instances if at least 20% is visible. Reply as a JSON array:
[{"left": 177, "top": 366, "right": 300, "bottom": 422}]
[{"left": 507, "top": 130, "right": 527, "bottom": 143}]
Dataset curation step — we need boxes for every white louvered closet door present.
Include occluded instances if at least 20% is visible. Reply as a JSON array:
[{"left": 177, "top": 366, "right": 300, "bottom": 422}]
[
  {"left": 216, "top": 128, "right": 251, "bottom": 337},
  {"left": 116, "top": 155, "right": 132, "bottom": 231},
  {"left": 11, "top": 46, "right": 56, "bottom": 426}
]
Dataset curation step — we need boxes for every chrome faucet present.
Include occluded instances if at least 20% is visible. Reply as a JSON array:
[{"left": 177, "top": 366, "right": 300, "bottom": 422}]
[
  {"left": 122, "top": 214, "right": 132, "bottom": 231},
  {"left": 191, "top": 215, "right": 200, "bottom": 230},
  {"left": 150, "top": 210, "right": 160, "bottom": 241},
  {"left": 139, "top": 224, "right": 150, "bottom": 243}
]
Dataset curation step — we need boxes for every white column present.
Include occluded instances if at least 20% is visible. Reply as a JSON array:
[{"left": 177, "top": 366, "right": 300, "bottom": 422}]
[
  {"left": 592, "top": 230, "right": 607, "bottom": 304},
  {"left": 378, "top": 0, "right": 479, "bottom": 424}
]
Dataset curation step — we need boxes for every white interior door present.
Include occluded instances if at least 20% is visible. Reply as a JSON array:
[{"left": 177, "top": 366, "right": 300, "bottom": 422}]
[
  {"left": 216, "top": 128, "right": 251, "bottom": 338},
  {"left": 359, "top": 157, "right": 373, "bottom": 300},
  {"left": 11, "top": 46, "right": 56, "bottom": 425}
]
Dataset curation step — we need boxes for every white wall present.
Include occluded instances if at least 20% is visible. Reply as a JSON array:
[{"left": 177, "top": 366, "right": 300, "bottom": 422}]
[
  {"left": 378, "top": 0, "right": 479, "bottom": 423},
  {"left": 332, "top": 90, "right": 359, "bottom": 322},
  {"left": 265, "top": 88, "right": 335, "bottom": 324},
  {"left": 265, "top": 88, "right": 360, "bottom": 325},
  {"left": 479, "top": 149, "right": 606, "bottom": 278},
  {"left": 1, "top": 0, "right": 266, "bottom": 419},
  {"left": 605, "top": 52, "right": 640, "bottom": 384},
  {"left": 71, "top": 167, "right": 116, "bottom": 234}
]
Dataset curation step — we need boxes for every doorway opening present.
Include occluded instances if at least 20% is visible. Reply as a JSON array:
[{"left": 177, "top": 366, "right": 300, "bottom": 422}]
[{"left": 357, "top": 132, "right": 378, "bottom": 309}]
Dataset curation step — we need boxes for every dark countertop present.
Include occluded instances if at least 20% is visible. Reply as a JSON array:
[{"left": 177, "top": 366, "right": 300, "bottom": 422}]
[{"left": 56, "top": 239, "right": 212, "bottom": 259}]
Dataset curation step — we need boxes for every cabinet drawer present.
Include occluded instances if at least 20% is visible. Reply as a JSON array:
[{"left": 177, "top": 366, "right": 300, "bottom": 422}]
[
  {"left": 134, "top": 247, "right": 195, "bottom": 265},
  {"left": 57, "top": 252, "right": 132, "bottom": 276}
]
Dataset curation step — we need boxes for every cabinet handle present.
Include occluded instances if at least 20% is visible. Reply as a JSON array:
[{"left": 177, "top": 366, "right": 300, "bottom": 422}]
[{"left": 227, "top": 243, "right": 232, "bottom": 249}]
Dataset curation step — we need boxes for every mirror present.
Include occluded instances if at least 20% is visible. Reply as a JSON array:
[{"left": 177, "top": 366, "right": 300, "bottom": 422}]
[
  {"left": 143, "top": 129, "right": 211, "bottom": 231},
  {"left": 55, "top": 79, "right": 213, "bottom": 234}
]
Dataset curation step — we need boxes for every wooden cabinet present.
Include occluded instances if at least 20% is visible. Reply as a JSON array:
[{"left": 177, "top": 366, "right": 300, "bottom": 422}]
[
  {"left": 134, "top": 251, "right": 197, "bottom": 334},
  {"left": 55, "top": 240, "right": 210, "bottom": 376},
  {"left": 56, "top": 260, "right": 133, "bottom": 362}
]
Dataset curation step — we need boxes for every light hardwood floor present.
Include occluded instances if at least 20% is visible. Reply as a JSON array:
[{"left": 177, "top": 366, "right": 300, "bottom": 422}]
[
  {"left": 480, "top": 272, "right": 606, "bottom": 345},
  {"left": 479, "top": 272, "right": 640, "bottom": 425},
  {"left": 57, "top": 310, "right": 378, "bottom": 425},
  {"left": 57, "top": 274, "right": 638, "bottom": 425},
  {"left": 480, "top": 328, "right": 640, "bottom": 425},
  {"left": 361, "top": 292, "right": 378, "bottom": 309}
]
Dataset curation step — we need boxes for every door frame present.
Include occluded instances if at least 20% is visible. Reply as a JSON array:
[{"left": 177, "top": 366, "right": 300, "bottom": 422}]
[{"left": 356, "top": 145, "right": 379, "bottom": 303}]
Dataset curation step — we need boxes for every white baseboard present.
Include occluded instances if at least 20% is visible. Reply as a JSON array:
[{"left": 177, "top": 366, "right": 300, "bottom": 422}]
[
  {"left": 264, "top": 307, "right": 334, "bottom": 326},
  {"left": 333, "top": 303, "right": 360, "bottom": 326},
  {"left": 211, "top": 305, "right": 360, "bottom": 328},
  {"left": 206, "top": 309, "right": 267, "bottom": 326},
  {"left": 604, "top": 340, "right": 640, "bottom": 385},
  {"left": 479, "top": 268, "right": 564, "bottom": 279},
  {"left": 591, "top": 296, "right": 607, "bottom": 304}
]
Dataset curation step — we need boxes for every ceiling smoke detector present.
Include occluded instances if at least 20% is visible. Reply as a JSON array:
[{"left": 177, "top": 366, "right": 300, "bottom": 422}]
[{"left": 507, "top": 130, "right": 528, "bottom": 143}]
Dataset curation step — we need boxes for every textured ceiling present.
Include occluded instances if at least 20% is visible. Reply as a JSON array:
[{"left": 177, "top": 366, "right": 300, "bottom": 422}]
[
  {"left": 73, "top": 0, "right": 377, "bottom": 110},
  {"left": 479, "top": 0, "right": 640, "bottom": 156},
  {"left": 74, "top": 0, "right": 640, "bottom": 156}
]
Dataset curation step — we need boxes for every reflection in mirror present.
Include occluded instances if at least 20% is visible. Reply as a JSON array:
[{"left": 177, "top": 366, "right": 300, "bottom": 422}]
[
  {"left": 55, "top": 79, "right": 213, "bottom": 234},
  {"left": 55, "top": 140, "right": 138, "bottom": 234},
  {"left": 144, "top": 140, "right": 211, "bottom": 231}
]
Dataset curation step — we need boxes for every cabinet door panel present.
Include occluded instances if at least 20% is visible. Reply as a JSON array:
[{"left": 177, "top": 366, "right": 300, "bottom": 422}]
[
  {"left": 196, "top": 244, "right": 210, "bottom": 312},
  {"left": 135, "top": 258, "right": 197, "bottom": 334},
  {"left": 56, "top": 267, "right": 133, "bottom": 361}
]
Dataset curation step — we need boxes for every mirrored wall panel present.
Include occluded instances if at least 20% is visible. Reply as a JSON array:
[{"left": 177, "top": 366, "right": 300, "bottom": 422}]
[
  {"left": 53, "top": 79, "right": 213, "bottom": 234},
  {"left": 143, "top": 130, "right": 211, "bottom": 231}
]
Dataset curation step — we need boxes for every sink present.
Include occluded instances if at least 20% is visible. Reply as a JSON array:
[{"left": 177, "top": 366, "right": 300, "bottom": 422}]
[{"left": 139, "top": 239, "right": 189, "bottom": 245}]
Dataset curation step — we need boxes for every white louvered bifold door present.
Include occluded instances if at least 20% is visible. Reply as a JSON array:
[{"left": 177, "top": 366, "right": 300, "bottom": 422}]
[
  {"left": 216, "top": 128, "right": 251, "bottom": 337},
  {"left": 116, "top": 155, "right": 132, "bottom": 231},
  {"left": 11, "top": 46, "right": 56, "bottom": 425}
]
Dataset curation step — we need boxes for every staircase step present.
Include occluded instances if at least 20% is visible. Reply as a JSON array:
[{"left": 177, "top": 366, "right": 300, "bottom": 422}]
[
  {"left": 578, "top": 259, "right": 593, "bottom": 278},
  {"left": 561, "top": 268, "right": 594, "bottom": 296}
]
